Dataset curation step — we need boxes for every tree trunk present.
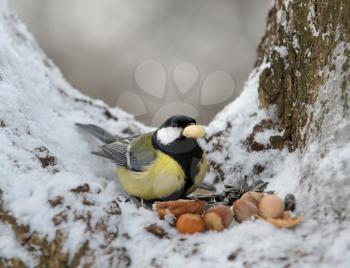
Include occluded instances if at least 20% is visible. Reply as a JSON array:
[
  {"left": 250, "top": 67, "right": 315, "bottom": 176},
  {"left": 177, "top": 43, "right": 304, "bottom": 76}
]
[{"left": 257, "top": 0, "right": 350, "bottom": 150}]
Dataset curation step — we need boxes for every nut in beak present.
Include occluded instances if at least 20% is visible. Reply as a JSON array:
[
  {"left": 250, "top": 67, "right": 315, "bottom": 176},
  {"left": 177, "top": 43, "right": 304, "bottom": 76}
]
[{"left": 182, "top": 124, "right": 205, "bottom": 139}]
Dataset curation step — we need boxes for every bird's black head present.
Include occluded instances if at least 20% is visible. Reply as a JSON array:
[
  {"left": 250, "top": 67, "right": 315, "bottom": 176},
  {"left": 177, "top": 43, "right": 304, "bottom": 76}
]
[
  {"left": 155, "top": 115, "right": 204, "bottom": 146},
  {"left": 160, "top": 115, "right": 197, "bottom": 129},
  {"left": 152, "top": 115, "right": 205, "bottom": 154}
]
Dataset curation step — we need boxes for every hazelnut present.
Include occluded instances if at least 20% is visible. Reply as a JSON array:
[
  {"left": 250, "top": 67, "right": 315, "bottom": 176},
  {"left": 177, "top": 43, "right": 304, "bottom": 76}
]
[
  {"left": 232, "top": 199, "right": 258, "bottom": 223},
  {"left": 258, "top": 194, "right": 285, "bottom": 219},
  {"left": 176, "top": 213, "right": 205, "bottom": 234},
  {"left": 203, "top": 205, "right": 233, "bottom": 231},
  {"left": 155, "top": 200, "right": 205, "bottom": 219},
  {"left": 241, "top": 192, "right": 265, "bottom": 206}
]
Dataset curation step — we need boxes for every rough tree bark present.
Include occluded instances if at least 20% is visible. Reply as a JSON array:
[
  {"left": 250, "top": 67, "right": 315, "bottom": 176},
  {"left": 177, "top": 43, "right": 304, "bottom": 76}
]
[{"left": 256, "top": 0, "right": 350, "bottom": 150}]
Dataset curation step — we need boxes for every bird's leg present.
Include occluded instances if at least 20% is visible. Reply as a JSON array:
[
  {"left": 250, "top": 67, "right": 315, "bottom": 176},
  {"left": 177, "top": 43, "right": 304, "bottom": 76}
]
[
  {"left": 141, "top": 199, "right": 154, "bottom": 210},
  {"left": 128, "top": 196, "right": 141, "bottom": 208},
  {"left": 129, "top": 196, "right": 153, "bottom": 210}
]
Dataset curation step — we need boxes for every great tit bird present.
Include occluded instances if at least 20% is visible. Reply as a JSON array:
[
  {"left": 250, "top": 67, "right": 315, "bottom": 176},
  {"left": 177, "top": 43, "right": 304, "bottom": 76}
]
[{"left": 76, "top": 115, "right": 208, "bottom": 201}]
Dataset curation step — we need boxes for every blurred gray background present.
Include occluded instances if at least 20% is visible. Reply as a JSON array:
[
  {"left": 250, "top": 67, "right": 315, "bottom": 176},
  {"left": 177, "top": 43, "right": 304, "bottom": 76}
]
[{"left": 9, "top": 0, "right": 270, "bottom": 126}]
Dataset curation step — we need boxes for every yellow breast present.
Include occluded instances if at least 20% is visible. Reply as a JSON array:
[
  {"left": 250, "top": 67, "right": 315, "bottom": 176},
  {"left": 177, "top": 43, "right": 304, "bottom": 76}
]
[{"left": 117, "top": 151, "right": 186, "bottom": 200}]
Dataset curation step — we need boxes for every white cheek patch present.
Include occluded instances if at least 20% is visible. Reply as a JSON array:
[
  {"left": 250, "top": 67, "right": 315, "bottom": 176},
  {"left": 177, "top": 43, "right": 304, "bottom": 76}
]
[{"left": 157, "top": 127, "right": 182, "bottom": 145}]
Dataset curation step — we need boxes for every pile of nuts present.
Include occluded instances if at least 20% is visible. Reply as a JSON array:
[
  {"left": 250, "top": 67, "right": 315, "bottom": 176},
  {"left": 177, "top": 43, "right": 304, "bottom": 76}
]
[{"left": 154, "top": 192, "right": 303, "bottom": 235}]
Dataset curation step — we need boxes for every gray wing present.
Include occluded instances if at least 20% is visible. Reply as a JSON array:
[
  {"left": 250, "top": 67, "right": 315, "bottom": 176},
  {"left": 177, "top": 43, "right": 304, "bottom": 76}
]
[
  {"left": 95, "top": 132, "right": 156, "bottom": 172},
  {"left": 97, "top": 138, "right": 131, "bottom": 168}
]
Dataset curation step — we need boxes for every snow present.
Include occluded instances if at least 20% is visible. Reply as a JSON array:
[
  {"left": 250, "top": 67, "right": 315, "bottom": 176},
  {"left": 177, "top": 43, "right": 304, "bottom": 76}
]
[
  {"left": 292, "top": 34, "right": 300, "bottom": 50},
  {"left": 0, "top": 0, "right": 350, "bottom": 267},
  {"left": 254, "top": 128, "right": 284, "bottom": 146},
  {"left": 0, "top": 1, "right": 148, "bottom": 265},
  {"left": 0, "top": 222, "right": 37, "bottom": 266},
  {"left": 276, "top": 9, "right": 287, "bottom": 31},
  {"left": 205, "top": 41, "right": 350, "bottom": 267},
  {"left": 156, "top": 127, "right": 182, "bottom": 145},
  {"left": 307, "top": 4, "right": 319, "bottom": 37},
  {"left": 274, "top": 46, "right": 288, "bottom": 59}
]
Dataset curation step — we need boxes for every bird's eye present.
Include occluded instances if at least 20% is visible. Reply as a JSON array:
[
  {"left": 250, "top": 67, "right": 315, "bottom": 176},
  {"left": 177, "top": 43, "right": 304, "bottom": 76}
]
[{"left": 170, "top": 123, "right": 178, "bottom": 127}]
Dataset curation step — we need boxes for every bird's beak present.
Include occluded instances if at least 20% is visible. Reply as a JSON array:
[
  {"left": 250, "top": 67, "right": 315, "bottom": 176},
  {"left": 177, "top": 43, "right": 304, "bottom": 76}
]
[{"left": 182, "top": 124, "right": 206, "bottom": 139}]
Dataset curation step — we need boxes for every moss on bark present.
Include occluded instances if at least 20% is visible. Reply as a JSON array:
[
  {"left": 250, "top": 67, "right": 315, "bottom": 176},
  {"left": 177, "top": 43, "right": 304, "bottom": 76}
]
[{"left": 256, "top": 0, "right": 350, "bottom": 150}]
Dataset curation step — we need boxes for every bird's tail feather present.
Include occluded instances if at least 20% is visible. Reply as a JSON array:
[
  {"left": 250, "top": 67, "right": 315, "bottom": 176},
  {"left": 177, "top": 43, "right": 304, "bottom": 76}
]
[
  {"left": 91, "top": 150, "right": 115, "bottom": 161},
  {"left": 75, "top": 123, "right": 117, "bottom": 144}
]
